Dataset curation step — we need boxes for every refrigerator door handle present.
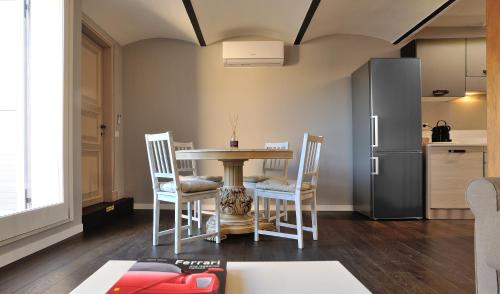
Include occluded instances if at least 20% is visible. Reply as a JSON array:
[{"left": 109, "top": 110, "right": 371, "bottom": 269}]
[
  {"left": 370, "top": 156, "right": 379, "bottom": 175},
  {"left": 371, "top": 115, "right": 379, "bottom": 147}
]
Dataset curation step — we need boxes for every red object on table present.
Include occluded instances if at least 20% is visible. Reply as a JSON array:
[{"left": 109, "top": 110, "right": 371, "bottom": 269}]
[{"left": 106, "top": 270, "right": 219, "bottom": 294}]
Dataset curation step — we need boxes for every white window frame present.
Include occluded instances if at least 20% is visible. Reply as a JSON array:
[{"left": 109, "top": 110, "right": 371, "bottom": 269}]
[{"left": 0, "top": 0, "right": 75, "bottom": 243}]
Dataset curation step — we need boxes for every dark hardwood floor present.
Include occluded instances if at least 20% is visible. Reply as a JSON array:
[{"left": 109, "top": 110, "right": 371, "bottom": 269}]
[{"left": 0, "top": 211, "right": 475, "bottom": 294}]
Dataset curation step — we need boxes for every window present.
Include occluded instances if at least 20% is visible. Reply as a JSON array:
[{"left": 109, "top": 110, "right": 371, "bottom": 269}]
[
  {"left": 0, "top": 0, "right": 70, "bottom": 241},
  {"left": 0, "top": 0, "right": 25, "bottom": 217}
]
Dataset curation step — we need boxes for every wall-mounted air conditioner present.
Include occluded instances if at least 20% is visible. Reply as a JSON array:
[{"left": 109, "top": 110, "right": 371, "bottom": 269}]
[{"left": 222, "top": 41, "right": 284, "bottom": 67}]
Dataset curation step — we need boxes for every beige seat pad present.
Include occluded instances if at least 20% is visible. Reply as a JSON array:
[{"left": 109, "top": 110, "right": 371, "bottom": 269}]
[
  {"left": 160, "top": 178, "right": 219, "bottom": 193},
  {"left": 181, "top": 175, "right": 223, "bottom": 182},
  {"left": 256, "top": 178, "right": 314, "bottom": 193},
  {"left": 243, "top": 175, "right": 270, "bottom": 183}
]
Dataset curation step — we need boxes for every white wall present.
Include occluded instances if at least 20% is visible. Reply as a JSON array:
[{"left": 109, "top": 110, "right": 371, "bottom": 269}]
[{"left": 122, "top": 35, "right": 399, "bottom": 207}]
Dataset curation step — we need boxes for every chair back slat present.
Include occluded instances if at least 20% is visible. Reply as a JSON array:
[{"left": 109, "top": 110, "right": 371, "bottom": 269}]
[
  {"left": 157, "top": 141, "right": 167, "bottom": 173},
  {"left": 160, "top": 141, "right": 171, "bottom": 174},
  {"left": 173, "top": 141, "right": 197, "bottom": 176},
  {"left": 297, "top": 133, "right": 324, "bottom": 187},
  {"left": 263, "top": 142, "right": 289, "bottom": 179},
  {"left": 145, "top": 132, "right": 180, "bottom": 193},
  {"left": 152, "top": 141, "right": 163, "bottom": 173}
]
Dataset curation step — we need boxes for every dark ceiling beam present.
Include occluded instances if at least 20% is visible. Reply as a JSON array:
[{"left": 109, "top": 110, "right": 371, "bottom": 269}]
[
  {"left": 294, "top": 0, "right": 321, "bottom": 45},
  {"left": 393, "top": 0, "right": 456, "bottom": 45},
  {"left": 182, "top": 0, "right": 206, "bottom": 46}
]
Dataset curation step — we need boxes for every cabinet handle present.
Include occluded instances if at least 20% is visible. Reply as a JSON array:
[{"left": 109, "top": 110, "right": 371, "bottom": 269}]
[
  {"left": 371, "top": 115, "right": 379, "bottom": 148},
  {"left": 483, "top": 69, "right": 487, "bottom": 75},
  {"left": 433, "top": 89, "right": 450, "bottom": 96},
  {"left": 370, "top": 157, "right": 379, "bottom": 175},
  {"left": 448, "top": 149, "right": 466, "bottom": 153}
]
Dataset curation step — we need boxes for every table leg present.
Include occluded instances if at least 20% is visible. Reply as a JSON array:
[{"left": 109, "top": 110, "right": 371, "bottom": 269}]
[{"left": 206, "top": 160, "right": 273, "bottom": 239}]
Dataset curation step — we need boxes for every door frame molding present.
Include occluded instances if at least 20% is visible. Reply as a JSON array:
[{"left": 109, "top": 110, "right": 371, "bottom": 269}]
[{"left": 81, "top": 14, "right": 118, "bottom": 205}]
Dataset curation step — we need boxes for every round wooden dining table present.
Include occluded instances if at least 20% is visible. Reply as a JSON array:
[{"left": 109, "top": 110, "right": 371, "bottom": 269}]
[{"left": 175, "top": 149, "right": 293, "bottom": 239}]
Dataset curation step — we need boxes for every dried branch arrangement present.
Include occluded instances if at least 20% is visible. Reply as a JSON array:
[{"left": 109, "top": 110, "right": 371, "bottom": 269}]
[{"left": 229, "top": 114, "right": 239, "bottom": 140}]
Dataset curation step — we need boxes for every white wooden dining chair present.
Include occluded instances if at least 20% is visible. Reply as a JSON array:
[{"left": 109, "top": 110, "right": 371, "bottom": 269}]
[
  {"left": 173, "top": 141, "right": 222, "bottom": 231},
  {"left": 244, "top": 142, "right": 289, "bottom": 222},
  {"left": 145, "top": 132, "right": 221, "bottom": 254},
  {"left": 254, "top": 133, "right": 323, "bottom": 249}
]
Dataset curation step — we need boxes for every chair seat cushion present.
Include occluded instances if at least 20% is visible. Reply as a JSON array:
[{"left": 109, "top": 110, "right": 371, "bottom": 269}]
[
  {"left": 159, "top": 178, "right": 219, "bottom": 193},
  {"left": 243, "top": 175, "right": 269, "bottom": 183},
  {"left": 181, "top": 175, "right": 223, "bottom": 182},
  {"left": 255, "top": 179, "right": 314, "bottom": 193}
]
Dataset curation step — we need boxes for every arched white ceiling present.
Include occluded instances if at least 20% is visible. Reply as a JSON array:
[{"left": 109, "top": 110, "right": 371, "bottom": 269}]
[
  {"left": 428, "top": 0, "right": 485, "bottom": 27},
  {"left": 82, "top": 0, "right": 453, "bottom": 46},
  {"left": 81, "top": 0, "right": 198, "bottom": 45},
  {"left": 191, "top": 0, "right": 312, "bottom": 45},
  {"left": 304, "top": 0, "right": 449, "bottom": 44}
]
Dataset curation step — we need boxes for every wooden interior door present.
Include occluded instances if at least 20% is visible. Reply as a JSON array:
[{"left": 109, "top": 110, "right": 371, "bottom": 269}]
[{"left": 81, "top": 35, "right": 104, "bottom": 207}]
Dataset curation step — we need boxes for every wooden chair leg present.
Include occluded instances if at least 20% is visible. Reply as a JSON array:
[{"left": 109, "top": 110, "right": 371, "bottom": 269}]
[
  {"left": 254, "top": 193, "right": 260, "bottom": 242},
  {"left": 311, "top": 193, "right": 318, "bottom": 241},
  {"left": 197, "top": 200, "right": 202, "bottom": 230},
  {"left": 187, "top": 201, "right": 192, "bottom": 236},
  {"left": 295, "top": 196, "right": 304, "bottom": 249},
  {"left": 174, "top": 200, "right": 182, "bottom": 254},
  {"left": 152, "top": 196, "right": 160, "bottom": 246},
  {"left": 275, "top": 199, "right": 281, "bottom": 232},
  {"left": 215, "top": 195, "right": 221, "bottom": 244}
]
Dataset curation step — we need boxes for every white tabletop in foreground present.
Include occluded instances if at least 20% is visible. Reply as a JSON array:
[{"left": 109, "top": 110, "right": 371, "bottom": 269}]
[{"left": 71, "top": 260, "right": 371, "bottom": 294}]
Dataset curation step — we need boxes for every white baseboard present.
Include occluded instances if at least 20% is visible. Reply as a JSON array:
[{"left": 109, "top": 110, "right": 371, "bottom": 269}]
[
  {"left": 0, "top": 223, "right": 83, "bottom": 268},
  {"left": 134, "top": 203, "right": 353, "bottom": 212}
]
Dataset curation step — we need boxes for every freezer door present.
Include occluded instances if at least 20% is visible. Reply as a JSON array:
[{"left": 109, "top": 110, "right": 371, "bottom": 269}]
[
  {"left": 370, "top": 59, "right": 422, "bottom": 152},
  {"left": 371, "top": 152, "right": 423, "bottom": 219}
]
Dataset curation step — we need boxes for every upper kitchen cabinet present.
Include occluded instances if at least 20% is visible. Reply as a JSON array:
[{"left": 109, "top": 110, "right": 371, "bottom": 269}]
[
  {"left": 466, "top": 38, "right": 486, "bottom": 77},
  {"left": 401, "top": 39, "right": 466, "bottom": 98},
  {"left": 466, "top": 38, "right": 487, "bottom": 93}
]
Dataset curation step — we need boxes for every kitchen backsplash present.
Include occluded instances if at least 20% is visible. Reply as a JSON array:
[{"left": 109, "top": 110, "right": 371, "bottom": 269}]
[
  {"left": 421, "top": 95, "right": 487, "bottom": 130},
  {"left": 422, "top": 130, "right": 487, "bottom": 144}
]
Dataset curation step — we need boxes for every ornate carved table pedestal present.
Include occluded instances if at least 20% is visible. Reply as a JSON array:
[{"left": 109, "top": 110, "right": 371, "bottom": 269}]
[{"left": 175, "top": 149, "right": 293, "bottom": 239}]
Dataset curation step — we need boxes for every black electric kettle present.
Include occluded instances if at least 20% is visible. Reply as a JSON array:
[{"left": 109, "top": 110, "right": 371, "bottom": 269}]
[{"left": 431, "top": 120, "right": 452, "bottom": 142}]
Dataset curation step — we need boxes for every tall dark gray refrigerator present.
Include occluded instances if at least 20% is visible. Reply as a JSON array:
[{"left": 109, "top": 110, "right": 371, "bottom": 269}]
[{"left": 352, "top": 58, "right": 423, "bottom": 219}]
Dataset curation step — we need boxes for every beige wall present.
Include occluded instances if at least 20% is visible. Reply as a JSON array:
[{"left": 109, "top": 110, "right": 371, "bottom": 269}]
[
  {"left": 422, "top": 95, "right": 487, "bottom": 130},
  {"left": 122, "top": 35, "right": 399, "bottom": 206}
]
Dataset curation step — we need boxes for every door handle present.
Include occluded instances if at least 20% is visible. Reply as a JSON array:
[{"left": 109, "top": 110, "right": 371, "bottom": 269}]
[
  {"left": 100, "top": 124, "right": 106, "bottom": 136},
  {"left": 371, "top": 115, "right": 379, "bottom": 148},
  {"left": 371, "top": 157, "right": 379, "bottom": 175}
]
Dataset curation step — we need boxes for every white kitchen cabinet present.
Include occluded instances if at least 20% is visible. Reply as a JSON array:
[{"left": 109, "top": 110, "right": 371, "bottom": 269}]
[
  {"left": 425, "top": 144, "right": 486, "bottom": 219},
  {"left": 402, "top": 38, "right": 488, "bottom": 97},
  {"left": 466, "top": 38, "right": 486, "bottom": 77},
  {"left": 466, "top": 77, "right": 487, "bottom": 93},
  {"left": 466, "top": 38, "right": 486, "bottom": 93},
  {"left": 402, "top": 39, "right": 466, "bottom": 98}
]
